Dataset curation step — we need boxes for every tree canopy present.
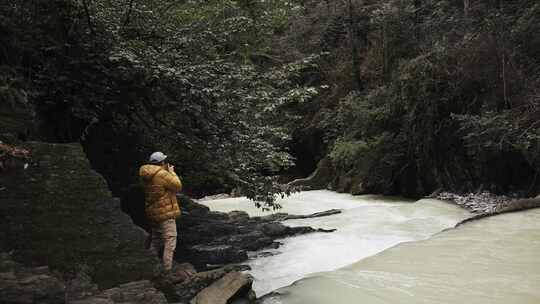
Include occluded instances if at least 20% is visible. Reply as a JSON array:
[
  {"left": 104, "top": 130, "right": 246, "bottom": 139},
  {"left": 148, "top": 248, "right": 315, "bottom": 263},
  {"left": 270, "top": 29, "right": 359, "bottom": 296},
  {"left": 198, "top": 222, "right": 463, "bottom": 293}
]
[{"left": 1, "top": 0, "right": 539, "bottom": 204}]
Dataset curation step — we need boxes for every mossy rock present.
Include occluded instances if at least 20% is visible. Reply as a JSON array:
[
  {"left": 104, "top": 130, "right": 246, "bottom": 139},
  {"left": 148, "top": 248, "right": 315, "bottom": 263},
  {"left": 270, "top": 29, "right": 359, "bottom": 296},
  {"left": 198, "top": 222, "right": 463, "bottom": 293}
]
[
  {"left": 0, "top": 142, "right": 159, "bottom": 288},
  {"left": 0, "top": 103, "right": 33, "bottom": 142}
]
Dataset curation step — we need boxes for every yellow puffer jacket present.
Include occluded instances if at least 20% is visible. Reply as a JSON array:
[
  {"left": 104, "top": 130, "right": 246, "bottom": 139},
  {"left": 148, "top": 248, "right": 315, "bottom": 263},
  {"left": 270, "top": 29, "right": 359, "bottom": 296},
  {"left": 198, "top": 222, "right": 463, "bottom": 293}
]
[{"left": 139, "top": 164, "right": 182, "bottom": 224}]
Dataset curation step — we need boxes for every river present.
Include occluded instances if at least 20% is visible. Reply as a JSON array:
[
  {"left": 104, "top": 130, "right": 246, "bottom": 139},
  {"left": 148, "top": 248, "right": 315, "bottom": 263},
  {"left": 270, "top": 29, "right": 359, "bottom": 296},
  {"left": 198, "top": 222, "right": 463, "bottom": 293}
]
[{"left": 200, "top": 190, "right": 540, "bottom": 303}]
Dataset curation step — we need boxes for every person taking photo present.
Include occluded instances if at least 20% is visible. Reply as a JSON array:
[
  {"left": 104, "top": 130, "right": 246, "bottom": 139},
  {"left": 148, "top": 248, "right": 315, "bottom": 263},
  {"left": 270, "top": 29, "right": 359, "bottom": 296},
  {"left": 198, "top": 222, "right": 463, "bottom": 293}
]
[{"left": 139, "top": 151, "right": 182, "bottom": 271}]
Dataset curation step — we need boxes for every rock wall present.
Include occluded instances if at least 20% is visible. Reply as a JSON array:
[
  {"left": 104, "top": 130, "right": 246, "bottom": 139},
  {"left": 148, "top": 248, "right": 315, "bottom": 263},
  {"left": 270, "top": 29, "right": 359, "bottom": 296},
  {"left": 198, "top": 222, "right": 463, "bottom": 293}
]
[
  {"left": 287, "top": 157, "right": 335, "bottom": 190},
  {"left": 0, "top": 142, "right": 159, "bottom": 288},
  {"left": 287, "top": 156, "right": 368, "bottom": 195}
]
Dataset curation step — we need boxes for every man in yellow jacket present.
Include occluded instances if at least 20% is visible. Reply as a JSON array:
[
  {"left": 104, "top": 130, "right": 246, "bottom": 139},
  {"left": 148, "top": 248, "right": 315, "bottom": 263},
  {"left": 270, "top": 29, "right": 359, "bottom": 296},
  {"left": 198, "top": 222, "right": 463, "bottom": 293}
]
[{"left": 139, "top": 151, "right": 182, "bottom": 271}]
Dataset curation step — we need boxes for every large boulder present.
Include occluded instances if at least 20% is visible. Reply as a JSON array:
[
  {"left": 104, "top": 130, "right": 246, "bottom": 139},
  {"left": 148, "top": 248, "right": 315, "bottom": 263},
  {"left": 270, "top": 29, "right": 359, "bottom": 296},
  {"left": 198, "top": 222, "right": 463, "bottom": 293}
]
[
  {"left": 191, "top": 272, "right": 254, "bottom": 304},
  {"left": 0, "top": 142, "right": 159, "bottom": 288},
  {"left": 154, "top": 265, "right": 250, "bottom": 303}
]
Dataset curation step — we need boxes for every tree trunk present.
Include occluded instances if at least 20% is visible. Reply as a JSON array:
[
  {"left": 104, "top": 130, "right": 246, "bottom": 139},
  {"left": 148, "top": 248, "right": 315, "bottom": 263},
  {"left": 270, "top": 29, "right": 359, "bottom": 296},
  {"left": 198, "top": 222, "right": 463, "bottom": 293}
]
[
  {"left": 502, "top": 52, "right": 510, "bottom": 109},
  {"left": 413, "top": 0, "right": 421, "bottom": 41},
  {"left": 82, "top": 0, "right": 95, "bottom": 36},
  {"left": 347, "top": 0, "right": 363, "bottom": 90},
  {"left": 124, "top": 0, "right": 135, "bottom": 27}
]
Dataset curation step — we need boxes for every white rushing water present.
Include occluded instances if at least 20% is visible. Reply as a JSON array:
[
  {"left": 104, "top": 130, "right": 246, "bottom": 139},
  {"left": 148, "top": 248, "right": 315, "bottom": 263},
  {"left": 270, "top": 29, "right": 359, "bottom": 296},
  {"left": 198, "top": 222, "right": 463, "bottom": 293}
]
[
  {"left": 201, "top": 190, "right": 472, "bottom": 296},
  {"left": 262, "top": 208, "right": 540, "bottom": 304}
]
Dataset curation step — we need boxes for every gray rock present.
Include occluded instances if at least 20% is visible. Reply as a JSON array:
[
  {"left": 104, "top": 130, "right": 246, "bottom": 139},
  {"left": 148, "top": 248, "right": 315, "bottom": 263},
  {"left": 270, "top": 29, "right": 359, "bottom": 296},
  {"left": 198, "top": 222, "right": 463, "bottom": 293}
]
[
  {"left": 66, "top": 270, "right": 99, "bottom": 301},
  {"left": 227, "top": 211, "right": 250, "bottom": 222},
  {"left": 189, "top": 245, "right": 248, "bottom": 265},
  {"left": 169, "top": 267, "right": 239, "bottom": 302},
  {"left": 71, "top": 280, "right": 167, "bottom": 304},
  {"left": 261, "top": 222, "right": 288, "bottom": 237},
  {"left": 177, "top": 197, "right": 337, "bottom": 268},
  {"left": 191, "top": 272, "right": 254, "bottom": 304},
  {"left": 287, "top": 157, "right": 335, "bottom": 190},
  {"left": 0, "top": 253, "right": 65, "bottom": 304}
]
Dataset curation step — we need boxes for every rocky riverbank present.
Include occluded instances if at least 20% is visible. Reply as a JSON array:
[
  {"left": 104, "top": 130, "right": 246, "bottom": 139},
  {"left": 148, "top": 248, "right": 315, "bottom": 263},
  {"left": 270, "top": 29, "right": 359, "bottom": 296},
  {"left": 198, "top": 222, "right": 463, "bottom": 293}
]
[
  {"left": 434, "top": 191, "right": 540, "bottom": 225},
  {"left": 0, "top": 141, "right": 340, "bottom": 303},
  {"left": 0, "top": 250, "right": 258, "bottom": 304},
  {"left": 174, "top": 195, "right": 338, "bottom": 269},
  {"left": 121, "top": 186, "right": 340, "bottom": 269}
]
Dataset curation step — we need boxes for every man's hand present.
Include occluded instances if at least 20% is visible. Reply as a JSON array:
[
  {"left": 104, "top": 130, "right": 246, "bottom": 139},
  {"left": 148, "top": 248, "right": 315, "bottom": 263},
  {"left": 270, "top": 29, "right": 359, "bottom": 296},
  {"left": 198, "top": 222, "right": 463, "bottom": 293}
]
[{"left": 167, "top": 164, "right": 175, "bottom": 173}]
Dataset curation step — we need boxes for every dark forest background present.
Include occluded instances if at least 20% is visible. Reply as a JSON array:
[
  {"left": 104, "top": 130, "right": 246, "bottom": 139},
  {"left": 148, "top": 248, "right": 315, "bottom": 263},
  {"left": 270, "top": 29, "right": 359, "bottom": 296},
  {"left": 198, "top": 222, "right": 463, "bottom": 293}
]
[{"left": 1, "top": 0, "right": 539, "bottom": 207}]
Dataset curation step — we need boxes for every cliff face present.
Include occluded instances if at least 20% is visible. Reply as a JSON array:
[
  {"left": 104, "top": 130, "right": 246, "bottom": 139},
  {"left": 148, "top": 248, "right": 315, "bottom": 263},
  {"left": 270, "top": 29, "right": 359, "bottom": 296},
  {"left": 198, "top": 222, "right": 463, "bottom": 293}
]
[{"left": 0, "top": 142, "right": 159, "bottom": 288}]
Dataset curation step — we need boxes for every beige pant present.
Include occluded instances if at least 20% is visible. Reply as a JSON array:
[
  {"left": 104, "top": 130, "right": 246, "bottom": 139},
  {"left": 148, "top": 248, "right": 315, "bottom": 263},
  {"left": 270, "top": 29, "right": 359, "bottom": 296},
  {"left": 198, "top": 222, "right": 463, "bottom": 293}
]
[{"left": 150, "top": 219, "right": 177, "bottom": 271}]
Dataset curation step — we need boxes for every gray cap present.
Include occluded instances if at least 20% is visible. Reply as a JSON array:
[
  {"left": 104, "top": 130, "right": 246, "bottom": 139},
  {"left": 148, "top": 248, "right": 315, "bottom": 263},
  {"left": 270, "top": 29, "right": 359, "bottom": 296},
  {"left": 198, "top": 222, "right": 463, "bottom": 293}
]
[{"left": 149, "top": 151, "right": 167, "bottom": 163}]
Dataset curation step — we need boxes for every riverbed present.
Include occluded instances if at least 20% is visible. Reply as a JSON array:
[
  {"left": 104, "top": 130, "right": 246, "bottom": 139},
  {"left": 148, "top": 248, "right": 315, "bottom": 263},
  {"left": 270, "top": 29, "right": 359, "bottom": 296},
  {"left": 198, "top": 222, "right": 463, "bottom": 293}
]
[
  {"left": 262, "top": 208, "right": 540, "bottom": 304},
  {"left": 201, "top": 190, "right": 473, "bottom": 296}
]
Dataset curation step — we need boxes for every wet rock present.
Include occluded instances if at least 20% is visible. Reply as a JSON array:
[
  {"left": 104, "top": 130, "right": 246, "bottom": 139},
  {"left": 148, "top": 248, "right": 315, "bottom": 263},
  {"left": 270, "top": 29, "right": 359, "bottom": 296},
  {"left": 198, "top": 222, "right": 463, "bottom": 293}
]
[
  {"left": 177, "top": 196, "right": 338, "bottom": 269},
  {"left": 198, "top": 193, "right": 231, "bottom": 201},
  {"left": 188, "top": 245, "right": 248, "bottom": 265},
  {"left": 226, "top": 231, "right": 275, "bottom": 251},
  {"left": 261, "top": 222, "right": 288, "bottom": 237},
  {"left": 350, "top": 180, "right": 367, "bottom": 195},
  {"left": 181, "top": 195, "right": 211, "bottom": 217},
  {"left": 191, "top": 272, "right": 254, "bottom": 304},
  {"left": 228, "top": 210, "right": 250, "bottom": 222},
  {"left": 249, "top": 251, "right": 277, "bottom": 258},
  {"left": 261, "top": 222, "right": 335, "bottom": 237}
]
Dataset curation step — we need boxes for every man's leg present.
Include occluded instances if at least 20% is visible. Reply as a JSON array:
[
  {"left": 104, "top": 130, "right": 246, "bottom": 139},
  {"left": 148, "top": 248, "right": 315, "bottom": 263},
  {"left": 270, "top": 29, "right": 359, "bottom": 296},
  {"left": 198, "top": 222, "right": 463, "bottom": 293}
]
[
  {"left": 150, "top": 225, "right": 163, "bottom": 258},
  {"left": 161, "top": 219, "right": 178, "bottom": 271}
]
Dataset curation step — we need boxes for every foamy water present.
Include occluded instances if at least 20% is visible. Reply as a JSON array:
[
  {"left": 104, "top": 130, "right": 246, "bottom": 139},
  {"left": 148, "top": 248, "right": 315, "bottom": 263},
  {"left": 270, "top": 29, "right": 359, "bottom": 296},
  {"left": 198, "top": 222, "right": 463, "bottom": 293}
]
[
  {"left": 201, "top": 190, "right": 471, "bottom": 296},
  {"left": 264, "top": 208, "right": 540, "bottom": 304}
]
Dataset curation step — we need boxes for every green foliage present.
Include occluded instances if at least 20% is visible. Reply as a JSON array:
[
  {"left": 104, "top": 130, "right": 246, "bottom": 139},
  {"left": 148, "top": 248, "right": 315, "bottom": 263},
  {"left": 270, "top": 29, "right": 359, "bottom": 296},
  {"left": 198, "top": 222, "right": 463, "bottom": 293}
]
[
  {"left": 454, "top": 108, "right": 540, "bottom": 169},
  {"left": 318, "top": 0, "right": 540, "bottom": 196},
  {"left": 0, "top": 0, "right": 323, "bottom": 207},
  {"left": 3, "top": 0, "right": 539, "bottom": 200},
  {"left": 330, "top": 139, "right": 368, "bottom": 171}
]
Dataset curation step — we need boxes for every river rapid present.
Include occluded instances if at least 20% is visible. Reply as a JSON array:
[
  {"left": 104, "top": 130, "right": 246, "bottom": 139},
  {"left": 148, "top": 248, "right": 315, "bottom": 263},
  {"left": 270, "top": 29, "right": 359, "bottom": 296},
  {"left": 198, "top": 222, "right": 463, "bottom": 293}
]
[{"left": 201, "top": 190, "right": 540, "bottom": 303}]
